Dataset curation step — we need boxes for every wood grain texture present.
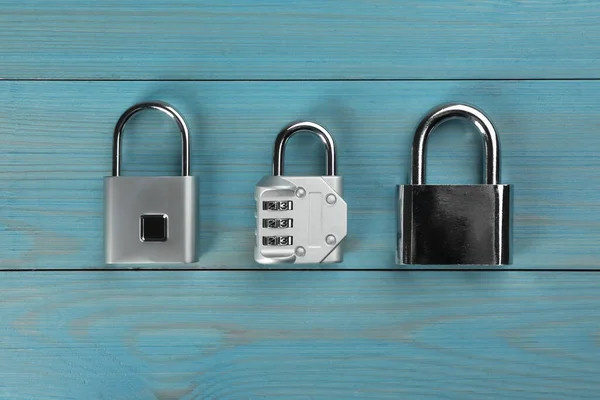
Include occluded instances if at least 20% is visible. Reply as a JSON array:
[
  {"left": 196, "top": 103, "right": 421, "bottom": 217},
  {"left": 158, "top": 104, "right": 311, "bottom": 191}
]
[
  {"left": 2, "top": 1, "right": 600, "bottom": 80},
  {"left": 2, "top": 80, "right": 600, "bottom": 269},
  {"left": 1, "top": 2, "right": 599, "bottom": 399},
  {"left": 0, "top": 271, "right": 598, "bottom": 399}
]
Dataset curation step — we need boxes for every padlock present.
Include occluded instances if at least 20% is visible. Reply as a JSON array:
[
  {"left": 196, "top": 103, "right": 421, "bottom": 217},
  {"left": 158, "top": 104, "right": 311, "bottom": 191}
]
[
  {"left": 255, "top": 121, "right": 348, "bottom": 264},
  {"left": 104, "top": 101, "right": 197, "bottom": 264},
  {"left": 397, "top": 103, "right": 511, "bottom": 265}
]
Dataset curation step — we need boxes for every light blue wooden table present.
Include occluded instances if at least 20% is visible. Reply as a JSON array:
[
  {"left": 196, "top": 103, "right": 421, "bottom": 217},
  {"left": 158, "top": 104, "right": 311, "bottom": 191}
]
[{"left": 2, "top": 1, "right": 600, "bottom": 398}]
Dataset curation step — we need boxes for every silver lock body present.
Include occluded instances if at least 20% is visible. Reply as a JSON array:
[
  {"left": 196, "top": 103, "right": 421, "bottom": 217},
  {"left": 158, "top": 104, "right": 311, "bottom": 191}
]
[
  {"left": 105, "top": 176, "right": 197, "bottom": 264},
  {"left": 255, "top": 121, "right": 347, "bottom": 264},
  {"left": 397, "top": 103, "right": 512, "bottom": 266},
  {"left": 255, "top": 175, "right": 347, "bottom": 264},
  {"left": 104, "top": 101, "right": 197, "bottom": 264},
  {"left": 397, "top": 184, "right": 511, "bottom": 265}
]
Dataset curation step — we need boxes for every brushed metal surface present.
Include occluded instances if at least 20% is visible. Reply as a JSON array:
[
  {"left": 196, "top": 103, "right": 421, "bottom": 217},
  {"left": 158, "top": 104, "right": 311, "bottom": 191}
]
[
  {"left": 255, "top": 175, "right": 347, "bottom": 264},
  {"left": 104, "top": 177, "right": 197, "bottom": 264}
]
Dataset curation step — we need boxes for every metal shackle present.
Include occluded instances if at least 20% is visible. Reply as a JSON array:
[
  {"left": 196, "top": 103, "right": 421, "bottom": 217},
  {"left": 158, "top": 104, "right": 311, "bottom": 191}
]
[
  {"left": 411, "top": 103, "right": 500, "bottom": 185},
  {"left": 272, "top": 121, "right": 337, "bottom": 176},
  {"left": 112, "top": 101, "right": 190, "bottom": 177}
]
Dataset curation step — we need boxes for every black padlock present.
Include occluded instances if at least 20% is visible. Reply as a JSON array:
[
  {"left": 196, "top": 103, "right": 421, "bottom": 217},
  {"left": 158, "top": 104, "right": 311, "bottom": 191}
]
[{"left": 397, "top": 104, "right": 512, "bottom": 265}]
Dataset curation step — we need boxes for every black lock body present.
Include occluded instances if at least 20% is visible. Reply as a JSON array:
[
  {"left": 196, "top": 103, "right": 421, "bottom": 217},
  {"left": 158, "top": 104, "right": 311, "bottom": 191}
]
[
  {"left": 397, "top": 184, "right": 511, "bottom": 265},
  {"left": 396, "top": 103, "right": 512, "bottom": 266}
]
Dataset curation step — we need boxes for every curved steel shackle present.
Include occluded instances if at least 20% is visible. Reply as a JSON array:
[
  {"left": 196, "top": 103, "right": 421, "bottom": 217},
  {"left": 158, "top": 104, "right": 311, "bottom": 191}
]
[
  {"left": 112, "top": 101, "right": 190, "bottom": 177},
  {"left": 272, "top": 121, "right": 336, "bottom": 176},
  {"left": 411, "top": 103, "right": 499, "bottom": 185}
]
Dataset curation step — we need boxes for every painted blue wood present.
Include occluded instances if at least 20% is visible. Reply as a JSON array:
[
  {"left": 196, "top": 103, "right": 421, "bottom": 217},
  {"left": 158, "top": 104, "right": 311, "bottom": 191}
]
[
  {"left": 2, "top": 1, "right": 600, "bottom": 79},
  {"left": 2, "top": 2, "right": 600, "bottom": 398},
  {"left": 0, "top": 271, "right": 599, "bottom": 399},
  {"left": 1, "top": 81, "right": 599, "bottom": 269}
]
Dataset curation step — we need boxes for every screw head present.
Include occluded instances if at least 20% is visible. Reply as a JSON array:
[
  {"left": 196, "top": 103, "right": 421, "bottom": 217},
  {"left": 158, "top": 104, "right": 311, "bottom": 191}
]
[
  {"left": 295, "top": 187, "right": 306, "bottom": 198},
  {"left": 295, "top": 246, "right": 306, "bottom": 257},
  {"left": 325, "top": 235, "right": 337, "bottom": 246},
  {"left": 326, "top": 194, "right": 337, "bottom": 205}
]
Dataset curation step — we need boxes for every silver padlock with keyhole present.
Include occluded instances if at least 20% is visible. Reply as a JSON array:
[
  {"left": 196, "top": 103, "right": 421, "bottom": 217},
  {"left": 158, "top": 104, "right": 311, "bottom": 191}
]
[
  {"left": 105, "top": 101, "right": 197, "bottom": 264},
  {"left": 255, "top": 121, "right": 348, "bottom": 264},
  {"left": 397, "top": 103, "right": 512, "bottom": 265}
]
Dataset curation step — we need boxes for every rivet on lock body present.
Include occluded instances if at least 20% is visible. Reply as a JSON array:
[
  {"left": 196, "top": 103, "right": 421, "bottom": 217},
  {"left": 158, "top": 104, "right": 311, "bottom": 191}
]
[
  {"left": 255, "top": 122, "right": 348, "bottom": 264},
  {"left": 397, "top": 104, "right": 512, "bottom": 265},
  {"left": 104, "top": 102, "right": 198, "bottom": 264}
]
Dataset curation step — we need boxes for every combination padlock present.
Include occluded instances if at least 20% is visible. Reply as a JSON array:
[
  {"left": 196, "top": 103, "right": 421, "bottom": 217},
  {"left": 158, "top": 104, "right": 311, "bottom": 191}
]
[
  {"left": 104, "top": 101, "right": 197, "bottom": 264},
  {"left": 255, "top": 121, "right": 348, "bottom": 264},
  {"left": 397, "top": 103, "right": 512, "bottom": 265}
]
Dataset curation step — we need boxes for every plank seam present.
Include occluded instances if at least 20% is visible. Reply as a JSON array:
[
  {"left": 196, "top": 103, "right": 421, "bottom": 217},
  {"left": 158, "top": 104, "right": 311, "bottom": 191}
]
[
  {"left": 1, "top": 269, "right": 600, "bottom": 272},
  {"left": 4, "top": 78, "right": 600, "bottom": 82}
]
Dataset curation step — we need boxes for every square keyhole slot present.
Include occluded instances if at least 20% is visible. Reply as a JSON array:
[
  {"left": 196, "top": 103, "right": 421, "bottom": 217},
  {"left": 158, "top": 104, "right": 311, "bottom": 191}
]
[{"left": 140, "top": 214, "right": 168, "bottom": 242}]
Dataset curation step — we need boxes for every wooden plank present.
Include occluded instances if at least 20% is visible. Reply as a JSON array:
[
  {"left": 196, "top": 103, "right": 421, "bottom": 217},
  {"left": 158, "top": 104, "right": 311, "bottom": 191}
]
[
  {"left": 2, "top": 80, "right": 600, "bottom": 269},
  {"left": 2, "top": 1, "right": 600, "bottom": 80},
  {"left": 0, "top": 271, "right": 598, "bottom": 399}
]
